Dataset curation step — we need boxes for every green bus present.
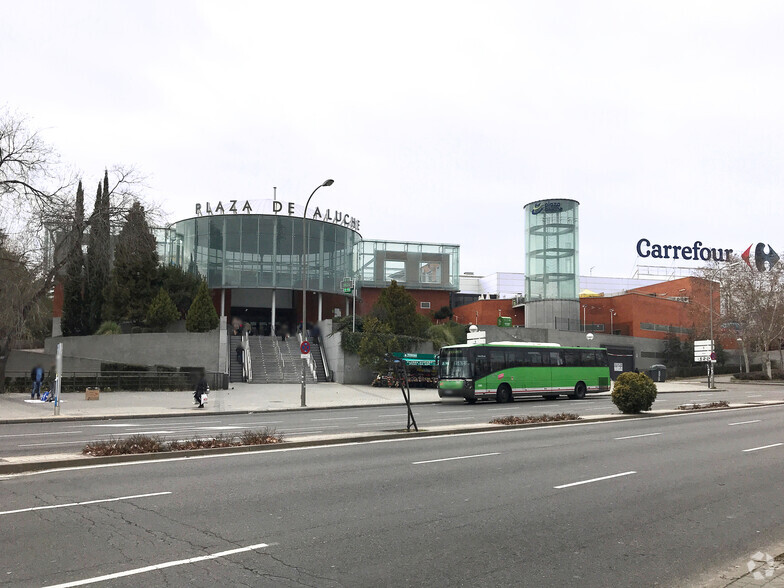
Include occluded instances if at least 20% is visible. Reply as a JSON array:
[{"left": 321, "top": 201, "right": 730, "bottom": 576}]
[{"left": 437, "top": 342, "right": 611, "bottom": 403}]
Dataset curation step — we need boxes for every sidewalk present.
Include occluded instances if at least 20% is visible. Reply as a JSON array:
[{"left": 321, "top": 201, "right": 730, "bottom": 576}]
[
  {"left": 0, "top": 382, "right": 444, "bottom": 423},
  {"left": 0, "top": 379, "right": 723, "bottom": 424}
]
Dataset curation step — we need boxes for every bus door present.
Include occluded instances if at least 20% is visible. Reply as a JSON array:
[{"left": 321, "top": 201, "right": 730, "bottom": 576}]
[
  {"left": 548, "top": 349, "right": 566, "bottom": 390},
  {"left": 517, "top": 349, "right": 547, "bottom": 391},
  {"left": 473, "top": 350, "right": 492, "bottom": 396}
]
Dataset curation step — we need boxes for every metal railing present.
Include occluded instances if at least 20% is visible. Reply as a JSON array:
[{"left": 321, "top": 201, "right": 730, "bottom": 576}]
[{"left": 3, "top": 371, "right": 225, "bottom": 393}]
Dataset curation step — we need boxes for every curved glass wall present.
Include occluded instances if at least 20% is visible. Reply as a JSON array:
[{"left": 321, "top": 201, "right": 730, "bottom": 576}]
[
  {"left": 160, "top": 215, "right": 360, "bottom": 293},
  {"left": 524, "top": 199, "right": 579, "bottom": 301}
]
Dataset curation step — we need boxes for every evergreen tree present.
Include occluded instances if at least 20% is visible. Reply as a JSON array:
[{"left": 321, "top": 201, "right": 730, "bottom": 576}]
[
  {"left": 104, "top": 201, "right": 159, "bottom": 324},
  {"left": 156, "top": 264, "right": 202, "bottom": 318},
  {"left": 371, "top": 280, "right": 431, "bottom": 338},
  {"left": 61, "top": 181, "right": 87, "bottom": 336},
  {"left": 85, "top": 178, "right": 110, "bottom": 332},
  {"left": 186, "top": 280, "right": 219, "bottom": 332},
  {"left": 146, "top": 288, "right": 180, "bottom": 331}
]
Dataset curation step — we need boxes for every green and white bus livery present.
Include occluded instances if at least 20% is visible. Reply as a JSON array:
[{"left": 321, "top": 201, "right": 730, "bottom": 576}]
[{"left": 437, "top": 342, "right": 611, "bottom": 403}]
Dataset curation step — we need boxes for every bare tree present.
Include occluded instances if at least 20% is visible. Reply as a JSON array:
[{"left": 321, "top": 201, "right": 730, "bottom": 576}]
[
  {"left": 0, "top": 109, "right": 154, "bottom": 392},
  {"left": 697, "top": 256, "right": 784, "bottom": 377}
]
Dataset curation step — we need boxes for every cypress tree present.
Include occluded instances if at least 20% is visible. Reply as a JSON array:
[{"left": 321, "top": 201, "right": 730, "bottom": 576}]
[
  {"left": 186, "top": 281, "right": 219, "bottom": 332},
  {"left": 85, "top": 178, "right": 110, "bottom": 333},
  {"left": 61, "top": 181, "right": 87, "bottom": 336},
  {"left": 105, "top": 201, "right": 159, "bottom": 324}
]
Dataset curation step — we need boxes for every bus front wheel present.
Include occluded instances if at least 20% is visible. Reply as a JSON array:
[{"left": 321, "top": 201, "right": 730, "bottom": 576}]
[
  {"left": 496, "top": 384, "right": 513, "bottom": 403},
  {"left": 569, "top": 382, "right": 587, "bottom": 400}
]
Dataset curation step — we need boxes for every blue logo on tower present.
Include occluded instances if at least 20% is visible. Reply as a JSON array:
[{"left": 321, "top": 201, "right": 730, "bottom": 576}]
[{"left": 531, "top": 201, "right": 564, "bottom": 215}]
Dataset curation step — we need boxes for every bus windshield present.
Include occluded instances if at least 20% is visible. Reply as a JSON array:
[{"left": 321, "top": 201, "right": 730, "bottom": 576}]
[{"left": 439, "top": 348, "right": 472, "bottom": 379}]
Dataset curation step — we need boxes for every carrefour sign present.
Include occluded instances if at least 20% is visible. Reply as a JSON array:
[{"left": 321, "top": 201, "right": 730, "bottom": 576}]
[
  {"left": 636, "top": 238, "right": 732, "bottom": 262},
  {"left": 636, "top": 238, "right": 780, "bottom": 271}
]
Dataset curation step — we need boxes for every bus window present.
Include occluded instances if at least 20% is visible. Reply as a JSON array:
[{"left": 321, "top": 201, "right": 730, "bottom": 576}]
[
  {"left": 506, "top": 347, "right": 525, "bottom": 368},
  {"left": 525, "top": 350, "right": 544, "bottom": 367},
  {"left": 490, "top": 349, "right": 506, "bottom": 373},
  {"left": 549, "top": 350, "right": 563, "bottom": 366},
  {"left": 597, "top": 349, "right": 609, "bottom": 367},
  {"left": 580, "top": 349, "right": 598, "bottom": 367},
  {"left": 563, "top": 349, "right": 580, "bottom": 367}
]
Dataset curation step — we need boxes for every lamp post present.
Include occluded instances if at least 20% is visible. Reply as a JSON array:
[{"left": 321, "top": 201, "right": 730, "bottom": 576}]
[
  {"left": 301, "top": 179, "right": 334, "bottom": 407},
  {"left": 609, "top": 309, "right": 616, "bottom": 335},
  {"left": 736, "top": 337, "right": 743, "bottom": 374}
]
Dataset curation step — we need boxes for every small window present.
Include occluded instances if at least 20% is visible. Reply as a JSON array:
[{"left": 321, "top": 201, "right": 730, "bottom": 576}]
[
  {"left": 420, "top": 301, "right": 431, "bottom": 309},
  {"left": 419, "top": 262, "right": 441, "bottom": 283},
  {"left": 384, "top": 260, "right": 406, "bottom": 282},
  {"left": 563, "top": 349, "right": 580, "bottom": 367}
]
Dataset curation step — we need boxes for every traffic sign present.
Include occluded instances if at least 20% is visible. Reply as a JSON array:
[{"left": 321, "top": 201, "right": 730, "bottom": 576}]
[{"left": 300, "top": 341, "right": 311, "bottom": 355}]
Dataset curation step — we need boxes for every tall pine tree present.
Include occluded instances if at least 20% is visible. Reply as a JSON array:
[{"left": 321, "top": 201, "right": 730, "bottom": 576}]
[
  {"left": 61, "top": 181, "right": 87, "bottom": 336},
  {"left": 105, "top": 201, "right": 159, "bottom": 324},
  {"left": 85, "top": 174, "right": 111, "bottom": 333}
]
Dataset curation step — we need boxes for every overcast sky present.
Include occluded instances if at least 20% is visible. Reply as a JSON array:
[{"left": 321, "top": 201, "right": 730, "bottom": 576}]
[{"left": 3, "top": 1, "right": 783, "bottom": 278}]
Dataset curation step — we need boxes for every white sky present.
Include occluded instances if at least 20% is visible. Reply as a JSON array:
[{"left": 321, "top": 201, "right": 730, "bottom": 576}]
[{"left": 3, "top": 0, "right": 783, "bottom": 278}]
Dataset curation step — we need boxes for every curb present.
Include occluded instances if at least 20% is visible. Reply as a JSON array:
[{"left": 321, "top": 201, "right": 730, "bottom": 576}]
[
  {"left": 4, "top": 402, "right": 783, "bottom": 476},
  {"left": 0, "top": 400, "right": 441, "bottom": 425}
]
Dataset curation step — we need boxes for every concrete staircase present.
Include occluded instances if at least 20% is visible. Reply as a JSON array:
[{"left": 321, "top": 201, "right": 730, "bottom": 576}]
[
  {"left": 246, "top": 336, "right": 329, "bottom": 384},
  {"left": 229, "top": 335, "right": 244, "bottom": 383}
]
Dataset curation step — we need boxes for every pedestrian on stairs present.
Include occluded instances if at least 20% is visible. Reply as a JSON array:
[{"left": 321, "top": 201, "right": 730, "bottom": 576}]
[{"left": 236, "top": 345, "right": 244, "bottom": 364}]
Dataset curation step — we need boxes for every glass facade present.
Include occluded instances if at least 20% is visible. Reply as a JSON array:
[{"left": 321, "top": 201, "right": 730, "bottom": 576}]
[
  {"left": 159, "top": 214, "right": 361, "bottom": 294},
  {"left": 357, "top": 240, "right": 460, "bottom": 290},
  {"left": 524, "top": 199, "right": 579, "bottom": 301}
]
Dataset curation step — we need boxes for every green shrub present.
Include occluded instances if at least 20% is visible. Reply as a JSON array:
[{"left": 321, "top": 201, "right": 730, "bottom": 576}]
[
  {"left": 734, "top": 371, "right": 771, "bottom": 381},
  {"left": 611, "top": 372, "right": 658, "bottom": 414},
  {"left": 146, "top": 288, "right": 180, "bottom": 331},
  {"left": 186, "top": 281, "right": 219, "bottom": 332},
  {"left": 95, "top": 321, "right": 121, "bottom": 335}
]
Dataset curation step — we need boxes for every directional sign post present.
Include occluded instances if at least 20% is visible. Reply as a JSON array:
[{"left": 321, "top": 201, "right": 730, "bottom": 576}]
[{"left": 694, "top": 339, "right": 716, "bottom": 389}]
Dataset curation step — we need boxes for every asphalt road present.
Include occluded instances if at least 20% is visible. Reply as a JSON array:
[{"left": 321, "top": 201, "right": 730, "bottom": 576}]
[
  {"left": 2, "top": 404, "right": 784, "bottom": 587},
  {"left": 0, "top": 385, "right": 781, "bottom": 459}
]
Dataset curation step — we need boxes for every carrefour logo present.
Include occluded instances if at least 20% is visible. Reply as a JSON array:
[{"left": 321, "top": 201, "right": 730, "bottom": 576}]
[{"left": 530, "top": 201, "right": 563, "bottom": 215}]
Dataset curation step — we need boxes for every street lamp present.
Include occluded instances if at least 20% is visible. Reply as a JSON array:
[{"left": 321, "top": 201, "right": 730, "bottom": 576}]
[
  {"left": 609, "top": 309, "right": 616, "bottom": 335},
  {"left": 736, "top": 337, "right": 743, "bottom": 374},
  {"left": 301, "top": 178, "right": 334, "bottom": 407}
]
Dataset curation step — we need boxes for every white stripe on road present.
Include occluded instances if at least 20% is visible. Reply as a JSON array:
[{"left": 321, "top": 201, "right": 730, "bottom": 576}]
[
  {"left": 742, "top": 443, "right": 783, "bottom": 453},
  {"left": 43, "top": 542, "right": 269, "bottom": 588},
  {"left": 747, "top": 394, "right": 763, "bottom": 398},
  {"left": 614, "top": 433, "right": 661, "bottom": 440},
  {"left": 436, "top": 410, "right": 472, "bottom": 414},
  {"left": 310, "top": 416, "right": 359, "bottom": 421},
  {"left": 728, "top": 420, "right": 761, "bottom": 426},
  {"left": 555, "top": 471, "right": 636, "bottom": 489},
  {"left": 413, "top": 452, "right": 500, "bottom": 465},
  {"left": 0, "top": 492, "right": 171, "bottom": 516},
  {"left": 0, "top": 431, "right": 83, "bottom": 438},
  {"left": 19, "top": 440, "right": 91, "bottom": 447}
]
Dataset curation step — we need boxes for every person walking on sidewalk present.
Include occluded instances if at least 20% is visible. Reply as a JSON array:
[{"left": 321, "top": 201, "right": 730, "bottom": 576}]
[
  {"left": 194, "top": 376, "right": 209, "bottom": 408},
  {"left": 30, "top": 365, "right": 45, "bottom": 399}
]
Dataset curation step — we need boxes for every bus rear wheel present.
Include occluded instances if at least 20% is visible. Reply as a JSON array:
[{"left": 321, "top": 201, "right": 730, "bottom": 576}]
[
  {"left": 569, "top": 382, "right": 587, "bottom": 400},
  {"left": 496, "top": 384, "right": 513, "bottom": 403}
]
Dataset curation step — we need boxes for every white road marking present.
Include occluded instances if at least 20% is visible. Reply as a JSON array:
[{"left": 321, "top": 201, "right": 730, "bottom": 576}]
[
  {"left": 200, "top": 426, "right": 243, "bottom": 431},
  {"left": 310, "top": 416, "right": 359, "bottom": 421},
  {"left": 614, "top": 433, "right": 661, "bottom": 440},
  {"left": 0, "top": 431, "right": 83, "bottom": 438},
  {"left": 284, "top": 430, "right": 324, "bottom": 436},
  {"left": 85, "top": 424, "right": 143, "bottom": 428},
  {"left": 19, "top": 440, "right": 90, "bottom": 447},
  {"left": 0, "top": 492, "right": 171, "bottom": 516},
  {"left": 413, "top": 452, "right": 500, "bottom": 465},
  {"left": 728, "top": 420, "right": 761, "bottom": 426},
  {"left": 747, "top": 394, "right": 763, "bottom": 398},
  {"left": 436, "top": 410, "right": 472, "bottom": 414},
  {"left": 555, "top": 471, "right": 636, "bottom": 489},
  {"left": 743, "top": 443, "right": 783, "bottom": 453},
  {"left": 43, "top": 542, "right": 269, "bottom": 588}
]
